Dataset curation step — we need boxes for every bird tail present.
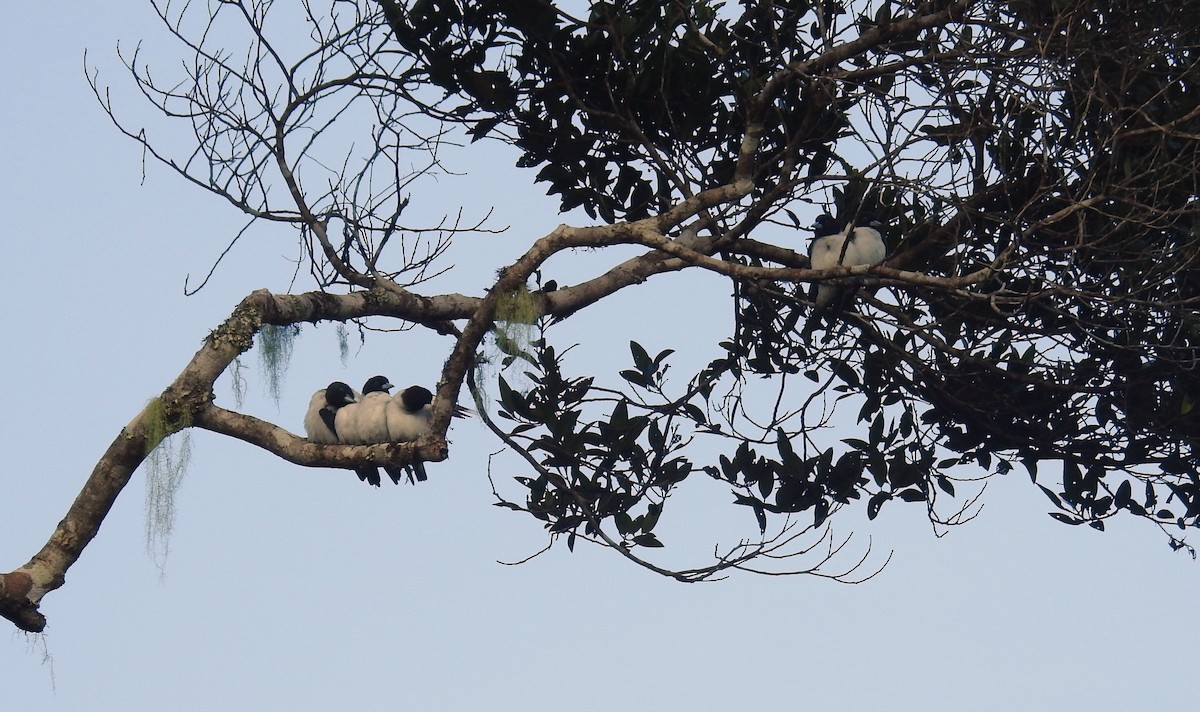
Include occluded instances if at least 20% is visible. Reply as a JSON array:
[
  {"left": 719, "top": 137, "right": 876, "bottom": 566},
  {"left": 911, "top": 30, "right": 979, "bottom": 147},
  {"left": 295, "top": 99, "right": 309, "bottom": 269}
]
[
  {"left": 383, "top": 464, "right": 428, "bottom": 485},
  {"left": 356, "top": 467, "right": 382, "bottom": 488}
]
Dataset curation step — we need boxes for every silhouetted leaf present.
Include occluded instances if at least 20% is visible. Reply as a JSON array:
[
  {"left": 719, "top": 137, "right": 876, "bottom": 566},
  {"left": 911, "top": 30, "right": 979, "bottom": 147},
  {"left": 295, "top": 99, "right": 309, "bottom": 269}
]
[
  {"left": 867, "top": 491, "right": 889, "bottom": 520},
  {"left": 633, "top": 533, "right": 665, "bottom": 548}
]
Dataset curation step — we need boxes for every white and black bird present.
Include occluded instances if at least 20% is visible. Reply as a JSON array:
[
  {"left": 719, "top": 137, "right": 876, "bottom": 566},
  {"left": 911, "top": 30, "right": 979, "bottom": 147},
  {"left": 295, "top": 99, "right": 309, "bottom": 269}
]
[
  {"left": 335, "top": 375, "right": 394, "bottom": 444},
  {"left": 303, "top": 381, "right": 357, "bottom": 444},
  {"left": 304, "top": 381, "right": 383, "bottom": 487},
  {"left": 384, "top": 385, "right": 434, "bottom": 483},
  {"left": 804, "top": 213, "right": 886, "bottom": 335},
  {"left": 335, "top": 375, "right": 403, "bottom": 486},
  {"left": 384, "top": 385, "right": 472, "bottom": 483}
]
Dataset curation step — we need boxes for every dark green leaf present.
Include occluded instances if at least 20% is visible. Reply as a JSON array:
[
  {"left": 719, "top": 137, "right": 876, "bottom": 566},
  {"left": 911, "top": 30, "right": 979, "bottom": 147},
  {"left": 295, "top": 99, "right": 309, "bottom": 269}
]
[
  {"left": 867, "top": 491, "right": 889, "bottom": 520},
  {"left": 1115, "top": 480, "right": 1133, "bottom": 507},
  {"left": 1049, "top": 512, "right": 1083, "bottom": 525},
  {"left": 630, "top": 340, "right": 651, "bottom": 373},
  {"left": 1037, "top": 485, "right": 1063, "bottom": 508},
  {"left": 632, "top": 533, "right": 665, "bottom": 548}
]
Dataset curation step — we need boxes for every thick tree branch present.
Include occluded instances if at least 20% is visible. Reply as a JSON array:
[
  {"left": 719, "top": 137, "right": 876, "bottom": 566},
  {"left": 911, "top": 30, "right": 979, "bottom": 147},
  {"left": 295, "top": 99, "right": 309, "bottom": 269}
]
[{"left": 193, "top": 404, "right": 441, "bottom": 469}]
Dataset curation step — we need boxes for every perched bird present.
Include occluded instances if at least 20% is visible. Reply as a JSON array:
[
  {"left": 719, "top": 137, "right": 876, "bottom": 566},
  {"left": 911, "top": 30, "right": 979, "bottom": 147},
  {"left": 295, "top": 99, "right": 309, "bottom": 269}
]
[
  {"left": 336, "top": 375, "right": 402, "bottom": 485},
  {"left": 336, "top": 375, "right": 394, "bottom": 444},
  {"left": 385, "top": 385, "right": 472, "bottom": 483},
  {"left": 304, "top": 381, "right": 383, "bottom": 487},
  {"left": 804, "top": 213, "right": 886, "bottom": 335},
  {"left": 385, "top": 385, "right": 434, "bottom": 483},
  {"left": 303, "top": 381, "right": 357, "bottom": 444},
  {"left": 808, "top": 214, "right": 849, "bottom": 312}
]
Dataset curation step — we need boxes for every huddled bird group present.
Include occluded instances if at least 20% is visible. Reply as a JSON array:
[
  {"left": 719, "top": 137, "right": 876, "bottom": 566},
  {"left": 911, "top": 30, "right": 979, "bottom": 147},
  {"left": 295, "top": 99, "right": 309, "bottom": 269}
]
[
  {"left": 303, "top": 376, "right": 469, "bottom": 486},
  {"left": 803, "top": 212, "right": 887, "bottom": 336}
]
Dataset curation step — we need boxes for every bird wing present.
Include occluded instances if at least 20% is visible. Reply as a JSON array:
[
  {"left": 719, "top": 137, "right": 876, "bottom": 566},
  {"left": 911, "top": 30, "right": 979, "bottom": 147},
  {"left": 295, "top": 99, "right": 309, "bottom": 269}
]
[
  {"left": 846, "top": 226, "right": 886, "bottom": 266},
  {"left": 304, "top": 390, "right": 339, "bottom": 443},
  {"left": 809, "top": 232, "right": 847, "bottom": 309},
  {"left": 318, "top": 407, "right": 338, "bottom": 437}
]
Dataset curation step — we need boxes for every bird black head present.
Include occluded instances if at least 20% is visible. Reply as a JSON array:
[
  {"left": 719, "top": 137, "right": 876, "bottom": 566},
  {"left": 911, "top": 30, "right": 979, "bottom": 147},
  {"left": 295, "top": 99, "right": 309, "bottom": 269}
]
[
  {"left": 852, "top": 211, "right": 882, "bottom": 230},
  {"left": 400, "top": 385, "right": 434, "bottom": 412},
  {"left": 362, "top": 375, "right": 394, "bottom": 394},
  {"left": 324, "top": 381, "right": 356, "bottom": 408},
  {"left": 812, "top": 214, "right": 840, "bottom": 237}
]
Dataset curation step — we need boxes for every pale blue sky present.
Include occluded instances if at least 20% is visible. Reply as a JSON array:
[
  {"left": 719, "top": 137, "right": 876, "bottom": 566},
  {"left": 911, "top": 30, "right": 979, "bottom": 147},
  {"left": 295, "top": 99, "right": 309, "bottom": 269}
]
[{"left": 2, "top": 4, "right": 1197, "bottom": 710}]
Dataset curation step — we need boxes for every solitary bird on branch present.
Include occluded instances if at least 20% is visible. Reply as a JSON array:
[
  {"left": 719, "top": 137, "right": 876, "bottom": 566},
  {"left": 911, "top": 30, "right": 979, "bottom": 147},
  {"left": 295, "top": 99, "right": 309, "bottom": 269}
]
[{"left": 803, "top": 213, "right": 887, "bottom": 337}]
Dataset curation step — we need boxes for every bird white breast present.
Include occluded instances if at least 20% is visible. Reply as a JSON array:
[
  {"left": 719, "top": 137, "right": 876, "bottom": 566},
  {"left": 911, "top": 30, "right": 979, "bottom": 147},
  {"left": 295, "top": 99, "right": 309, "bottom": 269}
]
[
  {"left": 303, "top": 390, "right": 339, "bottom": 444},
  {"left": 333, "top": 403, "right": 358, "bottom": 444},
  {"left": 336, "top": 392, "right": 391, "bottom": 444},
  {"left": 809, "top": 233, "right": 847, "bottom": 271},
  {"left": 386, "top": 399, "right": 430, "bottom": 442}
]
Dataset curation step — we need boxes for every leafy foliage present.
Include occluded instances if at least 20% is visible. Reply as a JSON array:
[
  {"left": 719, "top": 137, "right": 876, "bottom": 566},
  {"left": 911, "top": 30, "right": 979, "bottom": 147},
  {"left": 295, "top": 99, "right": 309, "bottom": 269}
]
[
  {"left": 386, "top": 0, "right": 855, "bottom": 221},
  {"left": 384, "top": 0, "right": 1200, "bottom": 552},
  {"left": 492, "top": 340, "right": 684, "bottom": 551}
]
